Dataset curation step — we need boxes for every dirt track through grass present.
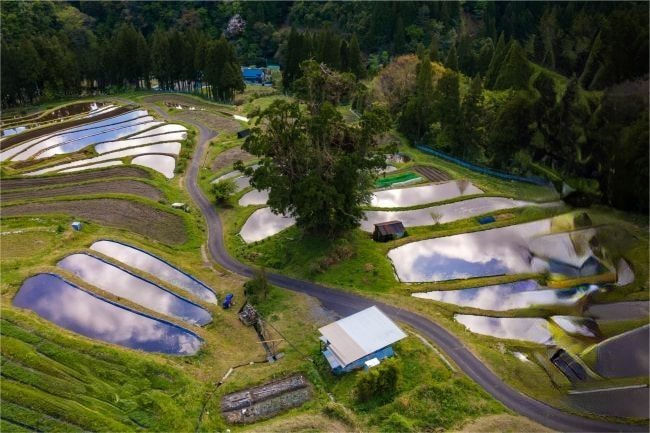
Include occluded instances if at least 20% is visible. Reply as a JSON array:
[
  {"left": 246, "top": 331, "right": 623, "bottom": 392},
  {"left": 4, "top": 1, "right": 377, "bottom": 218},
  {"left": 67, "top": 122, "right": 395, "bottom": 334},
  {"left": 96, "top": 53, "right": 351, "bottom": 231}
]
[
  {"left": 1, "top": 179, "right": 163, "bottom": 202},
  {"left": 2, "top": 198, "right": 187, "bottom": 244},
  {"left": 1, "top": 166, "right": 151, "bottom": 190}
]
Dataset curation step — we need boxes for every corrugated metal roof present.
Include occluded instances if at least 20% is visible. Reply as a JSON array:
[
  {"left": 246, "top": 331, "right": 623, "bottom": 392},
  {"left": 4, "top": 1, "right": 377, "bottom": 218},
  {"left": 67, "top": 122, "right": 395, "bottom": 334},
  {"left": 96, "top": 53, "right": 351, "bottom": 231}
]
[
  {"left": 375, "top": 220, "right": 405, "bottom": 236},
  {"left": 319, "top": 306, "right": 407, "bottom": 366}
]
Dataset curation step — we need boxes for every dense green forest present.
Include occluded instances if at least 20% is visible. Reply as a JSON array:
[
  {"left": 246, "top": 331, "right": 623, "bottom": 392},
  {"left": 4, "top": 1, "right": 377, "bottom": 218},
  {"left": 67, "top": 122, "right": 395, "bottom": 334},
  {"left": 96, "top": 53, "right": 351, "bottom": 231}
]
[{"left": 1, "top": 0, "right": 648, "bottom": 212}]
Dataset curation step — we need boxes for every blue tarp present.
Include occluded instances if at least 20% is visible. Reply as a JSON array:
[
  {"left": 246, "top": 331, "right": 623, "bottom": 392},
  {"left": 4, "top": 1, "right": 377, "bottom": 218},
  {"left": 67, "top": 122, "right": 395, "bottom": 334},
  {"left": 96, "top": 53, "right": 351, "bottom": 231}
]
[{"left": 242, "top": 68, "right": 264, "bottom": 81}]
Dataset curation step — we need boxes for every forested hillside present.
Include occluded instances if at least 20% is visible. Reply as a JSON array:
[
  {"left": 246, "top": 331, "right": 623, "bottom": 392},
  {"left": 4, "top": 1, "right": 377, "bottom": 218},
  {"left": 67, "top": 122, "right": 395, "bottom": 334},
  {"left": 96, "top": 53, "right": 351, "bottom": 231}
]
[{"left": 1, "top": 0, "right": 648, "bottom": 212}]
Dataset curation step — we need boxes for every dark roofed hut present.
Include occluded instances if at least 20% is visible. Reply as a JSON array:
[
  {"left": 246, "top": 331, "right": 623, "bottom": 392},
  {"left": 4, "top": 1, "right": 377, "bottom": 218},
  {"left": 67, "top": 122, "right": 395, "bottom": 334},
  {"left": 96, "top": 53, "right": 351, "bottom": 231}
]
[
  {"left": 237, "top": 129, "right": 250, "bottom": 139},
  {"left": 373, "top": 220, "right": 406, "bottom": 242}
]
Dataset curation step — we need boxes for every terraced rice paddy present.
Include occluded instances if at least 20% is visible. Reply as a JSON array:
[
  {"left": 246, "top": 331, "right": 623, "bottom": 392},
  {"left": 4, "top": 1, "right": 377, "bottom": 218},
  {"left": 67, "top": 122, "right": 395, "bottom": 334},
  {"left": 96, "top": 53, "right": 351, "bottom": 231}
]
[
  {"left": 57, "top": 254, "right": 212, "bottom": 325},
  {"left": 1, "top": 179, "right": 163, "bottom": 202},
  {"left": 90, "top": 240, "right": 218, "bottom": 303},
  {"left": 239, "top": 207, "right": 296, "bottom": 243},
  {"left": 361, "top": 197, "right": 548, "bottom": 231},
  {"left": 412, "top": 280, "right": 599, "bottom": 311},
  {"left": 131, "top": 155, "right": 176, "bottom": 179},
  {"left": 238, "top": 189, "right": 269, "bottom": 206},
  {"left": 2, "top": 199, "right": 187, "bottom": 245},
  {"left": 13, "top": 274, "right": 202, "bottom": 354},
  {"left": 387, "top": 218, "right": 601, "bottom": 282},
  {"left": 0, "top": 166, "right": 151, "bottom": 189},
  {"left": 455, "top": 314, "right": 554, "bottom": 345},
  {"left": 370, "top": 180, "right": 483, "bottom": 208}
]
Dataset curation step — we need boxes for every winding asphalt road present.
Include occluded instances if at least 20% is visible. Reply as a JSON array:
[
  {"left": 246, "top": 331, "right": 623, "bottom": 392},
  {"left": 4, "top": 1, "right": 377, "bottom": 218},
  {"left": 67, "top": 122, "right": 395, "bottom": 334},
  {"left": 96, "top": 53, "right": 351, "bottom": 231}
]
[{"left": 150, "top": 100, "right": 644, "bottom": 433}]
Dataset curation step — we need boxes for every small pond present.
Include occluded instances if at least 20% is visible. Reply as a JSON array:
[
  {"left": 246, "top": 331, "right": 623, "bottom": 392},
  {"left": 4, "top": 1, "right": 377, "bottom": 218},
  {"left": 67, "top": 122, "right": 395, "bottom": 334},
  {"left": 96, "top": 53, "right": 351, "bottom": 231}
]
[
  {"left": 239, "top": 207, "right": 296, "bottom": 243},
  {"left": 131, "top": 154, "right": 176, "bottom": 179},
  {"left": 239, "top": 189, "right": 269, "bottom": 206},
  {"left": 58, "top": 254, "right": 212, "bottom": 325},
  {"left": 361, "top": 197, "right": 543, "bottom": 232},
  {"left": 13, "top": 273, "right": 202, "bottom": 355},
  {"left": 455, "top": 314, "right": 554, "bottom": 345},
  {"left": 370, "top": 180, "right": 483, "bottom": 208},
  {"left": 90, "top": 240, "right": 217, "bottom": 304},
  {"left": 413, "top": 280, "right": 599, "bottom": 311}
]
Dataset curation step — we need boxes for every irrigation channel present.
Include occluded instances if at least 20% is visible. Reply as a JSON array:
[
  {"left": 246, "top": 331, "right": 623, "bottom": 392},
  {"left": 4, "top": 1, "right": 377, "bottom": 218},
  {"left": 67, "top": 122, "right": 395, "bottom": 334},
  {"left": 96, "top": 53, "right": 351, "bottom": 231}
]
[{"left": 141, "top": 97, "right": 645, "bottom": 432}]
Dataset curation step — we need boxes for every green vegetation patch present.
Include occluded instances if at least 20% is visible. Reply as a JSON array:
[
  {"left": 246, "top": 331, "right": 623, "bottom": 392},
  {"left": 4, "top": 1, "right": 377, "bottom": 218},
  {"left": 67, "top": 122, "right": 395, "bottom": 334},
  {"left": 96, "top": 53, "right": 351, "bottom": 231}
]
[
  {"left": 0, "top": 309, "right": 204, "bottom": 432},
  {"left": 374, "top": 171, "right": 421, "bottom": 188}
]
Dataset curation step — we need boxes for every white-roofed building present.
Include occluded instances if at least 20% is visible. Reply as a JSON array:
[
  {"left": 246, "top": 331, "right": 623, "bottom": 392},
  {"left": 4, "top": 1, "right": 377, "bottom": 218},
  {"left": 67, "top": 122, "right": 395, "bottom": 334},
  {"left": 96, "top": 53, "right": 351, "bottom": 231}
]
[{"left": 318, "top": 306, "right": 407, "bottom": 373}]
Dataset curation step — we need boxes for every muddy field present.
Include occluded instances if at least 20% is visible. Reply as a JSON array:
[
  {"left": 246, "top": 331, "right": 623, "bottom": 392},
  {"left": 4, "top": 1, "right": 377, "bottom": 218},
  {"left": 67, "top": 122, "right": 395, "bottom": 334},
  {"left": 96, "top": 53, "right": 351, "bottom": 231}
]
[
  {"left": 2, "top": 198, "right": 187, "bottom": 244},
  {"left": 1, "top": 106, "right": 132, "bottom": 150},
  {"left": 1, "top": 166, "right": 151, "bottom": 190},
  {"left": 178, "top": 111, "right": 240, "bottom": 133},
  {"left": 2, "top": 179, "right": 163, "bottom": 202},
  {"left": 211, "top": 146, "right": 255, "bottom": 172},
  {"left": 142, "top": 94, "right": 234, "bottom": 112}
]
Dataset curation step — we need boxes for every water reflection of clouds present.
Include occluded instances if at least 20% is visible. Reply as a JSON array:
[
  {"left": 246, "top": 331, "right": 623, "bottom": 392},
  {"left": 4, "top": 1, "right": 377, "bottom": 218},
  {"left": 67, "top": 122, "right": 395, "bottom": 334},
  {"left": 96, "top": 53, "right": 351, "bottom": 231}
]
[
  {"left": 389, "top": 219, "right": 552, "bottom": 282},
  {"left": 90, "top": 241, "right": 217, "bottom": 304},
  {"left": 414, "top": 280, "right": 598, "bottom": 311},
  {"left": 239, "top": 207, "right": 296, "bottom": 243},
  {"left": 58, "top": 254, "right": 211, "bottom": 325},
  {"left": 455, "top": 314, "right": 554, "bottom": 345},
  {"left": 371, "top": 180, "right": 483, "bottom": 208},
  {"left": 13, "top": 274, "right": 202, "bottom": 354}
]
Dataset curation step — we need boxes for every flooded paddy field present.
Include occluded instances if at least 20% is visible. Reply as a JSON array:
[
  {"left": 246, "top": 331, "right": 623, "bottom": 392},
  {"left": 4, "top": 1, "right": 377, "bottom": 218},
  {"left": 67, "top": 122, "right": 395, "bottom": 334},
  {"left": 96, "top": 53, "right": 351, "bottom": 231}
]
[
  {"left": 90, "top": 240, "right": 217, "bottom": 303},
  {"left": 239, "top": 207, "right": 296, "bottom": 243},
  {"left": 455, "top": 314, "right": 554, "bottom": 345},
  {"left": 0, "top": 166, "right": 151, "bottom": 189},
  {"left": 413, "top": 280, "right": 599, "bottom": 311},
  {"left": 239, "top": 188, "right": 269, "bottom": 206},
  {"left": 3, "top": 199, "right": 188, "bottom": 245},
  {"left": 58, "top": 253, "right": 212, "bottom": 325},
  {"left": 370, "top": 180, "right": 483, "bottom": 208},
  {"left": 13, "top": 273, "right": 202, "bottom": 354}
]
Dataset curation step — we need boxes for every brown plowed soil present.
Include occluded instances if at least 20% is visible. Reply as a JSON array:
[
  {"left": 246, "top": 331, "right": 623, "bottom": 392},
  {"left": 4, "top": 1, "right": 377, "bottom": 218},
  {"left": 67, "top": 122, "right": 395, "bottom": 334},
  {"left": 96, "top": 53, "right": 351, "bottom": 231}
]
[
  {"left": 1, "top": 179, "right": 163, "bottom": 202},
  {"left": 1, "top": 106, "right": 132, "bottom": 150},
  {"left": 414, "top": 165, "right": 452, "bottom": 182},
  {"left": 211, "top": 146, "right": 254, "bottom": 172},
  {"left": 2, "top": 198, "right": 187, "bottom": 245},
  {"left": 1, "top": 166, "right": 151, "bottom": 190},
  {"left": 176, "top": 111, "right": 240, "bottom": 133}
]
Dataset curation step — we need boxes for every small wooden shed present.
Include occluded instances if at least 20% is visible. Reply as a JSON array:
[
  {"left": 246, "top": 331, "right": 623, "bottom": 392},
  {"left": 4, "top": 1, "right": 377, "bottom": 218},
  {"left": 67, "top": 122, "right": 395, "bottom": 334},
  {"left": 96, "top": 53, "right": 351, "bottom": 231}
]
[
  {"left": 237, "top": 129, "right": 251, "bottom": 139},
  {"left": 373, "top": 220, "right": 406, "bottom": 242}
]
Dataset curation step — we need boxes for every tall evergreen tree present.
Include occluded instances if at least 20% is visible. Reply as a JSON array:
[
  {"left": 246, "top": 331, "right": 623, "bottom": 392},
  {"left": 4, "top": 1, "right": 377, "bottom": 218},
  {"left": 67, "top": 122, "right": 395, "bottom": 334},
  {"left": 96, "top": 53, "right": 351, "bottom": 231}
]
[
  {"left": 445, "top": 43, "right": 458, "bottom": 71},
  {"left": 434, "top": 70, "right": 462, "bottom": 150},
  {"left": 494, "top": 40, "right": 532, "bottom": 90},
  {"left": 339, "top": 40, "right": 350, "bottom": 72},
  {"left": 393, "top": 16, "right": 406, "bottom": 54},
  {"left": 428, "top": 36, "right": 439, "bottom": 62},
  {"left": 461, "top": 75, "right": 485, "bottom": 159},
  {"left": 399, "top": 52, "right": 435, "bottom": 141},
  {"left": 485, "top": 32, "right": 507, "bottom": 88},
  {"left": 348, "top": 35, "right": 365, "bottom": 78}
]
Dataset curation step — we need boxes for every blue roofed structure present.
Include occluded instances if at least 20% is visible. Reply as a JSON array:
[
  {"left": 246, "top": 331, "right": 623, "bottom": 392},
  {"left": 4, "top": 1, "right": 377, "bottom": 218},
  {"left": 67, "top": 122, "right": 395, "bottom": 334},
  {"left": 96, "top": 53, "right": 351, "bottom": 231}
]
[{"left": 242, "top": 67, "right": 266, "bottom": 83}]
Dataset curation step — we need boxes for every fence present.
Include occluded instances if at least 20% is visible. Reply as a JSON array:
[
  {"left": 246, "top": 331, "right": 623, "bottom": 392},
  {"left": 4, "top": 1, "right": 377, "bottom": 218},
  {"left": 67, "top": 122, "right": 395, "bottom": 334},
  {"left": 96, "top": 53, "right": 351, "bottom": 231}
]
[{"left": 415, "top": 144, "right": 551, "bottom": 186}]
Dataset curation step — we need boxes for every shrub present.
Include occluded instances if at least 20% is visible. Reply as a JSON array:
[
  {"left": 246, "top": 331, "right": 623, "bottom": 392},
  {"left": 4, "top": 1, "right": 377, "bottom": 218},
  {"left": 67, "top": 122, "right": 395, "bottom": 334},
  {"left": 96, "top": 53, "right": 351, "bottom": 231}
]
[
  {"left": 381, "top": 412, "right": 414, "bottom": 433},
  {"left": 243, "top": 268, "right": 269, "bottom": 305},
  {"left": 355, "top": 358, "right": 400, "bottom": 403},
  {"left": 322, "top": 402, "right": 357, "bottom": 427},
  {"left": 211, "top": 179, "right": 236, "bottom": 204}
]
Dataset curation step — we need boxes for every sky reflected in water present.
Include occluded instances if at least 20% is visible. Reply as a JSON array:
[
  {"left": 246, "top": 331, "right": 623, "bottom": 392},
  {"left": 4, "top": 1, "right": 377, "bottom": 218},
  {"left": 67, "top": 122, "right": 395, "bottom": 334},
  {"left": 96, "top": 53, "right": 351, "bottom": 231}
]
[{"left": 13, "top": 274, "right": 202, "bottom": 355}]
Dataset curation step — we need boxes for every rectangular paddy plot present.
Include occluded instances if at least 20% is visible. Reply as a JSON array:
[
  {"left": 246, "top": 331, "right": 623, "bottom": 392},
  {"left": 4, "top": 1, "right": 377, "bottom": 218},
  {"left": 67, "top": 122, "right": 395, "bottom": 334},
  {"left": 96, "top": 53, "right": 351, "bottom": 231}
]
[
  {"left": 370, "top": 180, "right": 483, "bottom": 208},
  {"left": 58, "top": 253, "right": 212, "bottom": 325},
  {"left": 131, "top": 155, "right": 176, "bottom": 179},
  {"left": 1, "top": 179, "right": 163, "bottom": 202},
  {"left": 2, "top": 199, "right": 188, "bottom": 245},
  {"left": 388, "top": 218, "right": 600, "bottom": 282},
  {"left": 455, "top": 314, "right": 554, "bottom": 345},
  {"left": 1, "top": 110, "right": 148, "bottom": 161},
  {"left": 412, "top": 280, "right": 599, "bottom": 311},
  {"left": 90, "top": 240, "right": 218, "bottom": 304},
  {"left": 12, "top": 273, "right": 202, "bottom": 354}
]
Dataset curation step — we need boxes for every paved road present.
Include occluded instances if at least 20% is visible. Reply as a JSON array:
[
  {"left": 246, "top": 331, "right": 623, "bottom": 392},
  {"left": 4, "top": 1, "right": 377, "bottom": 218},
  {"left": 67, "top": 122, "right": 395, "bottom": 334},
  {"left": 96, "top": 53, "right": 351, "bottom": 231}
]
[{"left": 149, "top": 100, "right": 645, "bottom": 433}]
